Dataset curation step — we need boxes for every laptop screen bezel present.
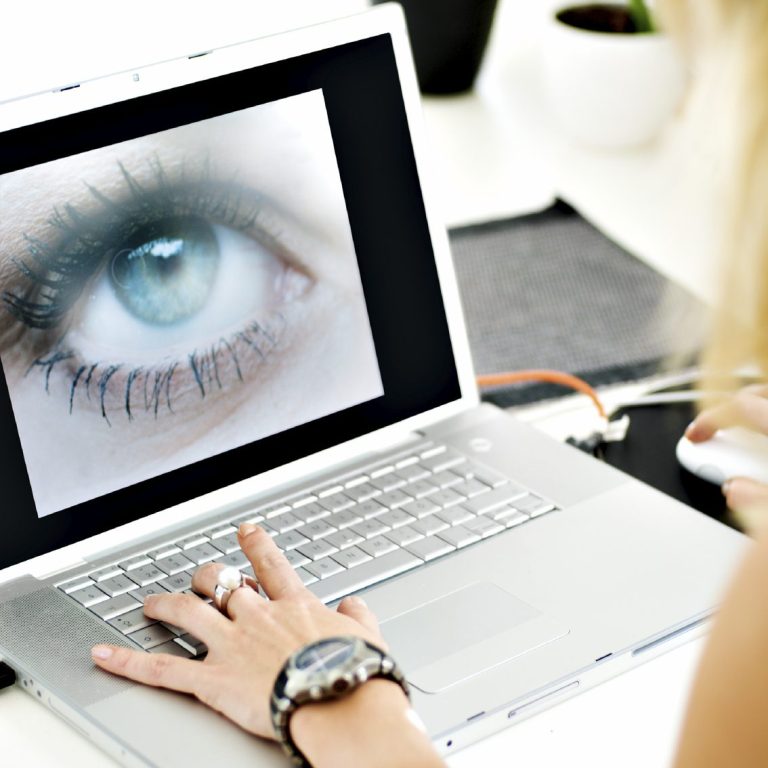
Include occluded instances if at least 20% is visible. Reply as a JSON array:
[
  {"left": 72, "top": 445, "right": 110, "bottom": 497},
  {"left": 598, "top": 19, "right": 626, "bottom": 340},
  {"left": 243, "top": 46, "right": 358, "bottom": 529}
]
[{"left": 0, "top": 7, "right": 479, "bottom": 575}]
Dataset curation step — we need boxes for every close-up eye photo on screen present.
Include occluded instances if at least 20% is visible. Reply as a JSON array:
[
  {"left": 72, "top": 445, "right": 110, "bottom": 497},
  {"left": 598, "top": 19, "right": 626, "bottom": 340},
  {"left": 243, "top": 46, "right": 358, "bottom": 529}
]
[{"left": 0, "top": 89, "right": 383, "bottom": 518}]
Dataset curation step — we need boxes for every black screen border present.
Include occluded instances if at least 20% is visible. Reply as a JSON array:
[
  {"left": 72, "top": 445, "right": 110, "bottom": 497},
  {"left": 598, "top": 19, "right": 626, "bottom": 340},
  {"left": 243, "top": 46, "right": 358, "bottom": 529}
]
[{"left": 0, "top": 34, "right": 461, "bottom": 571}]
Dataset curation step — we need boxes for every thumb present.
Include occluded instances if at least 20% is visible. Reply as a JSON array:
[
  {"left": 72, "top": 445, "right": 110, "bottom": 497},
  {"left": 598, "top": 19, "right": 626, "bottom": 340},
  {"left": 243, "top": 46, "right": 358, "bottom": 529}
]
[{"left": 336, "top": 595, "right": 382, "bottom": 638}]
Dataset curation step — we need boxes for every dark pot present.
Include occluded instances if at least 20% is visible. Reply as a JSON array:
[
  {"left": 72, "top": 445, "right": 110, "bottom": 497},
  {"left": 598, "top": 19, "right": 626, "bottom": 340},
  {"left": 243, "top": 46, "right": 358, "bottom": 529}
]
[{"left": 372, "top": 0, "right": 498, "bottom": 94}]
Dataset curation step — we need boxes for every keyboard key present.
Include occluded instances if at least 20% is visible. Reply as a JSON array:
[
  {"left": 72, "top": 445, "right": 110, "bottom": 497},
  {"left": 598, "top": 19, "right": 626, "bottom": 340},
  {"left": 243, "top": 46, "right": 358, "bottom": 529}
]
[
  {"left": 177, "top": 634, "right": 208, "bottom": 658},
  {"left": 326, "top": 529, "right": 364, "bottom": 551},
  {"left": 512, "top": 495, "right": 556, "bottom": 518},
  {"left": 385, "top": 525, "right": 424, "bottom": 548},
  {"left": 310, "top": 549, "right": 421, "bottom": 604},
  {"left": 148, "top": 639, "right": 193, "bottom": 658},
  {"left": 297, "top": 540, "right": 338, "bottom": 562},
  {"left": 296, "top": 567, "right": 318, "bottom": 586},
  {"left": 147, "top": 544, "right": 181, "bottom": 560},
  {"left": 369, "top": 473, "right": 406, "bottom": 493},
  {"left": 275, "top": 530, "right": 311, "bottom": 551},
  {"left": 402, "top": 479, "right": 440, "bottom": 499},
  {"left": 460, "top": 463, "right": 509, "bottom": 488},
  {"left": 493, "top": 508, "right": 529, "bottom": 528},
  {"left": 437, "top": 526, "right": 480, "bottom": 549},
  {"left": 90, "top": 593, "right": 141, "bottom": 620},
  {"left": 463, "top": 484, "right": 528, "bottom": 515},
  {"left": 204, "top": 523, "right": 237, "bottom": 539},
  {"left": 435, "top": 507, "right": 474, "bottom": 527},
  {"left": 211, "top": 532, "right": 241, "bottom": 555},
  {"left": 70, "top": 585, "right": 109, "bottom": 607},
  {"left": 290, "top": 494, "right": 318, "bottom": 509},
  {"left": 118, "top": 554, "right": 152, "bottom": 571},
  {"left": 89, "top": 565, "right": 124, "bottom": 582},
  {"left": 402, "top": 498, "right": 441, "bottom": 519},
  {"left": 377, "top": 489, "right": 414, "bottom": 509},
  {"left": 298, "top": 520, "right": 337, "bottom": 541},
  {"left": 345, "top": 482, "right": 380, "bottom": 502},
  {"left": 304, "top": 557, "right": 345, "bottom": 580},
  {"left": 353, "top": 500, "right": 388, "bottom": 520},
  {"left": 451, "top": 478, "right": 491, "bottom": 499},
  {"left": 109, "top": 607, "right": 155, "bottom": 634},
  {"left": 429, "top": 470, "right": 464, "bottom": 489},
  {"left": 160, "top": 621, "right": 186, "bottom": 637},
  {"left": 231, "top": 511, "right": 265, "bottom": 526},
  {"left": 396, "top": 464, "right": 430, "bottom": 483},
  {"left": 58, "top": 575, "right": 94, "bottom": 594},
  {"left": 284, "top": 549, "right": 310, "bottom": 569},
  {"left": 128, "top": 624, "right": 176, "bottom": 650},
  {"left": 351, "top": 519, "right": 390, "bottom": 540},
  {"left": 319, "top": 492, "right": 355, "bottom": 512},
  {"left": 412, "top": 515, "right": 449, "bottom": 537},
  {"left": 421, "top": 449, "right": 466, "bottom": 473},
  {"left": 214, "top": 550, "right": 250, "bottom": 569},
  {"left": 406, "top": 536, "right": 455, "bottom": 562},
  {"left": 316, "top": 483, "right": 344, "bottom": 498},
  {"left": 270, "top": 511, "right": 304, "bottom": 533},
  {"left": 129, "top": 564, "right": 166, "bottom": 587},
  {"left": 158, "top": 572, "right": 193, "bottom": 593},
  {"left": 419, "top": 445, "right": 446, "bottom": 459},
  {"left": 429, "top": 489, "right": 466, "bottom": 508},
  {"left": 133, "top": 583, "right": 171, "bottom": 602},
  {"left": 292, "top": 502, "right": 330, "bottom": 524},
  {"left": 394, "top": 453, "right": 419, "bottom": 468},
  {"left": 183, "top": 543, "right": 221, "bottom": 565},
  {"left": 261, "top": 503, "right": 291, "bottom": 519},
  {"left": 378, "top": 509, "right": 417, "bottom": 530},
  {"left": 359, "top": 536, "right": 398, "bottom": 558},
  {"left": 464, "top": 516, "right": 505, "bottom": 538},
  {"left": 99, "top": 574, "right": 139, "bottom": 597},
  {"left": 369, "top": 464, "right": 395, "bottom": 479},
  {"left": 175, "top": 534, "right": 209, "bottom": 551},
  {"left": 155, "top": 553, "right": 195, "bottom": 576},
  {"left": 328, "top": 508, "right": 363, "bottom": 530},
  {"left": 332, "top": 546, "right": 373, "bottom": 569}
]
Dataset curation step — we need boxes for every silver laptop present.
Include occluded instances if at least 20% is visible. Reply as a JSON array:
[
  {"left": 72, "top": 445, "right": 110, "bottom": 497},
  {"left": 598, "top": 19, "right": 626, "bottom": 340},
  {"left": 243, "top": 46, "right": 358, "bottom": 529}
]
[{"left": 0, "top": 5, "right": 746, "bottom": 766}]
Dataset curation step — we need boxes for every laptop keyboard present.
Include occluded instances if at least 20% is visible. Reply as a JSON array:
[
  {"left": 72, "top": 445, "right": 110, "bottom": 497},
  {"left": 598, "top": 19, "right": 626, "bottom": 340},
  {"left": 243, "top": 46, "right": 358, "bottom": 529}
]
[{"left": 56, "top": 444, "right": 557, "bottom": 659}]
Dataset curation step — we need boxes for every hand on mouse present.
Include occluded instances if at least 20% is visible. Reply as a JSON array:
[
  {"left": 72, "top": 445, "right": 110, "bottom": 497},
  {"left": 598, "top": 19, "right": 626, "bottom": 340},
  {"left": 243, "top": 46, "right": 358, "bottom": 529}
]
[{"left": 686, "top": 384, "right": 768, "bottom": 516}]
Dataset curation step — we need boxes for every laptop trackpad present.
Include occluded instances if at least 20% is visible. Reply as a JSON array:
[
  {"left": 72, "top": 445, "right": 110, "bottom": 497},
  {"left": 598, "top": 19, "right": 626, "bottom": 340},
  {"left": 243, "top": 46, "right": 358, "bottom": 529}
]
[{"left": 381, "top": 582, "right": 569, "bottom": 693}]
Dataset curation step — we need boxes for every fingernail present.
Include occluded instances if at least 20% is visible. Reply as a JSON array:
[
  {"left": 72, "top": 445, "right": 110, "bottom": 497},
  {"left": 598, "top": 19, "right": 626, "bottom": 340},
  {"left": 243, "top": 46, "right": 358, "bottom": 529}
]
[
  {"left": 239, "top": 523, "right": 257, "bottom": 537},
  {"left": 722, "top": 480, "right": 731, "bottom": 497},
  {"left": 348, "top": 595, "right": 366, "bottom": 607},
  {"left": 684, "top": 421, "right": 697, "bottom": 438},
  {"left": 92, "top": 645, "right": 113, "bottom": 660}
]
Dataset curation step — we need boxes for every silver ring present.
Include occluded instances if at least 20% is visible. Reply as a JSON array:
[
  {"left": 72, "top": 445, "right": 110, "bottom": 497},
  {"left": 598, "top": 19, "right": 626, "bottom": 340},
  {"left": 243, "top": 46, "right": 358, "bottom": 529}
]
[{"left": 213, "top": 567, "right": 248, "bottom": 615}]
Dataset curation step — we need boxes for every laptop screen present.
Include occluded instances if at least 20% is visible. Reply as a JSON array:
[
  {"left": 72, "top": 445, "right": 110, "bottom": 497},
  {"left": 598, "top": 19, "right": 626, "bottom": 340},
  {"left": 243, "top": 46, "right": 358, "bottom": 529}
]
[{"left": 0, "top": 35, "right": 461, "bottom": 569}]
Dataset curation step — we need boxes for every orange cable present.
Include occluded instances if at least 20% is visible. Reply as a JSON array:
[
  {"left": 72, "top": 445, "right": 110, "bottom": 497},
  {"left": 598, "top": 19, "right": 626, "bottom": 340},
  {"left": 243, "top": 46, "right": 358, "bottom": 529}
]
[{"left": 476, "top": 369, "right": 607, "bottom": 419}]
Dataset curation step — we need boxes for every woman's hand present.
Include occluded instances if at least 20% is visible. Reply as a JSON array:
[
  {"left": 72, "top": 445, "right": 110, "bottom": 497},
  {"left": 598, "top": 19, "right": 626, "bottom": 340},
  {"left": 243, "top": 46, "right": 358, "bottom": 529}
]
[
  {"left": 686, "top": 384, "right": 768, "bottom": 513},
  {"left": 90, "top": 523, "right": 386, "bottom": 739}
]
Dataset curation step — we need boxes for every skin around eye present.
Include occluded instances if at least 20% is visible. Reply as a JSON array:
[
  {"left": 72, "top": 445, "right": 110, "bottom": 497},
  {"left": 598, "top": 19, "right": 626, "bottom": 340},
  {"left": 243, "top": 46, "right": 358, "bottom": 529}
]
[{"left": 0, "top": 90, "right": 384, "bottom": 517}]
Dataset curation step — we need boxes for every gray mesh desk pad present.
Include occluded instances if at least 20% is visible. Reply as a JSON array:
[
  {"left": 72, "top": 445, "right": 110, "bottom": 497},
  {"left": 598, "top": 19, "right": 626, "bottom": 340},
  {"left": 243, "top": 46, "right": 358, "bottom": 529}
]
[{"left": 448, "top": 201, "right": 709, "bottom": 407}]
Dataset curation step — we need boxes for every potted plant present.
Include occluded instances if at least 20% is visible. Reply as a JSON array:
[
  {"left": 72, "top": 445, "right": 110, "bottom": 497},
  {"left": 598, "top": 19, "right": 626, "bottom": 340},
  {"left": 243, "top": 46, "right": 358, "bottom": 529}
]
[{"left": 543, "top": 1, "right": 686, "bottom": 148}]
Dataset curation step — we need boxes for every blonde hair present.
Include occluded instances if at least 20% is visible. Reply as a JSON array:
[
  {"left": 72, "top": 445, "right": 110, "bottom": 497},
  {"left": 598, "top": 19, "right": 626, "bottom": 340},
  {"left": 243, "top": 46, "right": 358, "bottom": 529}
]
[{"left": 661, "top": 0, "right": 768, "bottom": 397}]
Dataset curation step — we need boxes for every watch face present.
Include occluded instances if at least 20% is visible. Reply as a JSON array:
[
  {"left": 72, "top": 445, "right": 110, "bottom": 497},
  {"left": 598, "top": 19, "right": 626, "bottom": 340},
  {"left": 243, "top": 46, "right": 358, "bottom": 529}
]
[{"left": 295, "top": 638, "right": 355, "bottom": 673}]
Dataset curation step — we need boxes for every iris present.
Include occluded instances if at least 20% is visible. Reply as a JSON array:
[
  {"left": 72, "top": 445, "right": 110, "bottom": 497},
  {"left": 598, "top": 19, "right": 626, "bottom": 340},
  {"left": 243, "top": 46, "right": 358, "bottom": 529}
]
[{"left": 110, "top": 217, "right": 219, "bottom": 325}]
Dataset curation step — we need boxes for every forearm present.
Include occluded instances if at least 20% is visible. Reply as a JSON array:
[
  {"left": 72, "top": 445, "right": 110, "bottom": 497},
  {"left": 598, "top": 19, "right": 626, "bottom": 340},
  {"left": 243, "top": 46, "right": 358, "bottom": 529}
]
[{"left": 291, "top": 679, "right": 445, "bottom": 768}]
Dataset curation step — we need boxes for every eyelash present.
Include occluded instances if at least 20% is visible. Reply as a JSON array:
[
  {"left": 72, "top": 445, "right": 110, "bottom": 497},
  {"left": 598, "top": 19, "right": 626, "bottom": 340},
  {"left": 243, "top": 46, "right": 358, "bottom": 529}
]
[{"left": 4, "top": 159, "right": 297, "bottom": 424}]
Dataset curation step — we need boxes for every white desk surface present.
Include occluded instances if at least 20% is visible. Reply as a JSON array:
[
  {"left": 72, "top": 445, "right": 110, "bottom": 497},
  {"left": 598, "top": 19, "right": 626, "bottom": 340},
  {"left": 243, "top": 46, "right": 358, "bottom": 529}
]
[{"left": 0, "top": 1, "right": 727, "bottom": 765}]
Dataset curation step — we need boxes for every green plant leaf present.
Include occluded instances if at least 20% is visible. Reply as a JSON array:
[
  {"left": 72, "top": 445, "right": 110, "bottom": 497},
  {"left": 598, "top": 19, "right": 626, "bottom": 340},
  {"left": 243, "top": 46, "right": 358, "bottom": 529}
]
[{"left": 628, "top": 0, "right": 655, "bottom": 33}]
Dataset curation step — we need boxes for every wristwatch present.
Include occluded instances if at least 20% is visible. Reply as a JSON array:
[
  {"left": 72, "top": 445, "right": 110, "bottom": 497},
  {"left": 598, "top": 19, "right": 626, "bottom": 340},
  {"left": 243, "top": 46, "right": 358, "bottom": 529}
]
[{"left": 270, "top": 635, "right": 410, "bottom": 767}]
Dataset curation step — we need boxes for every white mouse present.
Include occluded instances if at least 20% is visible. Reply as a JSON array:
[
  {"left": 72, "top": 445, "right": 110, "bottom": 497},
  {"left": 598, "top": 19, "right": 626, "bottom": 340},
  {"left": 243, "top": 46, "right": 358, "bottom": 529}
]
[{"left": 676, "top": 426, "right": 768, "bottom": 486}]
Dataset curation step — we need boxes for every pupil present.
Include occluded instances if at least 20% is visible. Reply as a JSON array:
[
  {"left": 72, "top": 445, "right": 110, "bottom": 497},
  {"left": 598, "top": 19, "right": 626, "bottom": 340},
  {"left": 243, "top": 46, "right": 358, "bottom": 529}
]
[{"left": 110, "top": 217, "right": 219, "bottom": 325}]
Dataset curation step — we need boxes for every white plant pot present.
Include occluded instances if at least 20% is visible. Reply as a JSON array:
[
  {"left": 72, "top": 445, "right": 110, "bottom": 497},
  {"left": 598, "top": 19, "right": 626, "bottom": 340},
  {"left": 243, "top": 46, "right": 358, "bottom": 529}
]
[{"left": 542, "top": 7, "right": 687, "bottom": 148}]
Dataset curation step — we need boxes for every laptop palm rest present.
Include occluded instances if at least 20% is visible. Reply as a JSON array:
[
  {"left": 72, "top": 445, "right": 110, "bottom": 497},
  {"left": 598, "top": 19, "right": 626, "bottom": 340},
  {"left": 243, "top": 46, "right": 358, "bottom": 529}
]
[{"left": 381, "top": 582, "right": 569, "bottom": 694}]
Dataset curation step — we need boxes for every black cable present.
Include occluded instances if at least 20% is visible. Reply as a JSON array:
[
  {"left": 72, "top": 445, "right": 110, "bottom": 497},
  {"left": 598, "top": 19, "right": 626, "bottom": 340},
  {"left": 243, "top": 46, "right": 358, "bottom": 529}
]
[{"left": 0, "top": 661, "right": 16, "bottom": 689}]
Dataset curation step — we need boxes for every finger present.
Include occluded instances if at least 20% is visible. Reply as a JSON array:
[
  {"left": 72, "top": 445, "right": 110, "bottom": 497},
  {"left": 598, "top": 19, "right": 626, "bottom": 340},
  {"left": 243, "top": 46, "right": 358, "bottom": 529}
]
[
  {"left": 336, "top": 595, "right": 382, "bottom": 637},
  {"left": 238, "top": 523, "right": 307, "bottom": 600},
  {"left": 142, "top": 592, "right": 230, "bottom": 643},
  {"left": 724, "top": 477, "right": 768, "bottom": 514},
  {"left": 686, "top": 391, "right": 768, "bottom": 442},
  {"left": 91, "top": 644, "right": 204, "bottom": 693}
]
